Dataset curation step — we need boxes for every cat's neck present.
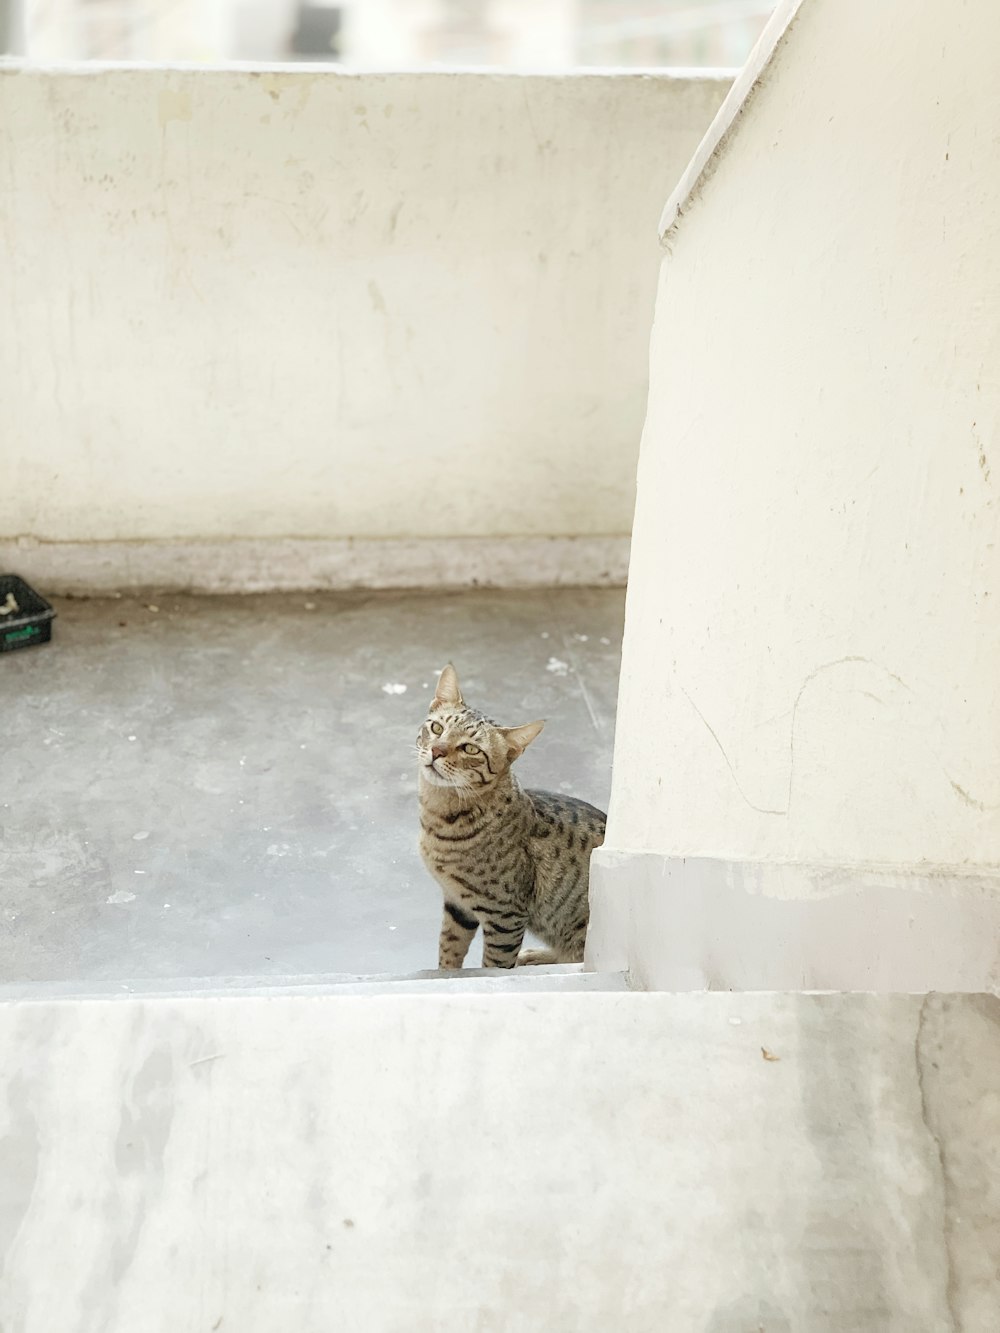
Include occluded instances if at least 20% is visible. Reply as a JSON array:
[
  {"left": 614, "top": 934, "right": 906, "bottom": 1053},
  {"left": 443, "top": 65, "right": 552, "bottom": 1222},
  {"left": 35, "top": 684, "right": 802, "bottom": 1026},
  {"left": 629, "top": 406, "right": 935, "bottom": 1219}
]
[{"left": 418, "top": 768, "right": 521, "bottom": 815}]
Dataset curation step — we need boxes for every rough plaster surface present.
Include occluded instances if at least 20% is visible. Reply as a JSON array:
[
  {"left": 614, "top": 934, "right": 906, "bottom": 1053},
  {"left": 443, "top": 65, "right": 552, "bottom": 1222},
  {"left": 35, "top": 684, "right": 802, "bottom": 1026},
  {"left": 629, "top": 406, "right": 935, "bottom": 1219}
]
[
  {"left": 607, "top": 0, "right": 1000, "bottom": 872},
  {"left": 0, "top": 66, "right": 730, "bottom": 550},
  {"left": 1, "top": 990, "right": 998, "bottom": 1330}
]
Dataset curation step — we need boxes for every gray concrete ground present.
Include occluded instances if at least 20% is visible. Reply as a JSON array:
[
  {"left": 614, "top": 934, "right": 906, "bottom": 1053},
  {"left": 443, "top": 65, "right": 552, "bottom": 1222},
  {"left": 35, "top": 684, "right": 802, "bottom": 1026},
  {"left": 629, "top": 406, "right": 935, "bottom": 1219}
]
[{"left": 1, "top": 588, "right": 623, "bottom": 987}]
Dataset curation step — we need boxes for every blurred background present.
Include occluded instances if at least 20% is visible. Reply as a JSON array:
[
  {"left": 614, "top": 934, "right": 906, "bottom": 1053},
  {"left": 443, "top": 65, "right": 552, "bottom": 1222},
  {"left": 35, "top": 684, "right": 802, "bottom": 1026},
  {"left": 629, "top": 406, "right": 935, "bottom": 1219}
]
[{"left": 9, "top": 1, "right": 774, "bottom": 67}]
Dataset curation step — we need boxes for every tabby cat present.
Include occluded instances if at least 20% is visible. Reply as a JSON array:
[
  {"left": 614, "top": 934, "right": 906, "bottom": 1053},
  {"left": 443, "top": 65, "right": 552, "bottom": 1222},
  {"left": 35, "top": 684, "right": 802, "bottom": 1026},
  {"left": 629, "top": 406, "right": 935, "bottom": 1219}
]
[{"left": 417, "top": 664, "right": 607, "bottom": 969}]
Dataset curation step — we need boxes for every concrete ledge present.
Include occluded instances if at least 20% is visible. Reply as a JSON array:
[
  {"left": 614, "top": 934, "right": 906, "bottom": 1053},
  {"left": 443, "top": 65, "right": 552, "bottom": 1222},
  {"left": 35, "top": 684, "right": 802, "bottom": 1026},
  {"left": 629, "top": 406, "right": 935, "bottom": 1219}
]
[
  {"left": 587, "top": 848, "right": 1000, "bottom": 992},
  {"left": 0, "top": 535, "right": 629, "bottom": 594},
  {"left": 0, "top": 964, "right": 629, "bottom": 1001}
]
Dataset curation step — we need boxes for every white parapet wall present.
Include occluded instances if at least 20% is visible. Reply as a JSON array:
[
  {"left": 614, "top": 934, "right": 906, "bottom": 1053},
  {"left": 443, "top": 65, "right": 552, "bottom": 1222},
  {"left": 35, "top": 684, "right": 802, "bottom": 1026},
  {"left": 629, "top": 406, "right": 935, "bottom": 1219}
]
[
  {"left": 587, "top": 0, "right": 1000, "bottom": 990},
  {"left": 0, "top": 65, "right": 730, "bottom": 592}
]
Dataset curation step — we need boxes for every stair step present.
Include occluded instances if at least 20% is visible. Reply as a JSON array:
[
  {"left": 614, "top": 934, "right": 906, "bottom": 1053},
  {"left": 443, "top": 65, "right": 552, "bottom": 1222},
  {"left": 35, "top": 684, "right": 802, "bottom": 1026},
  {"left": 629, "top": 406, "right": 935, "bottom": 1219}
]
[
  {"left": 0, "top": 990, "right": 961, "bottom": 1327},
  {"left": 0, "top": 963, "right": 629, "bottom": 1002}
]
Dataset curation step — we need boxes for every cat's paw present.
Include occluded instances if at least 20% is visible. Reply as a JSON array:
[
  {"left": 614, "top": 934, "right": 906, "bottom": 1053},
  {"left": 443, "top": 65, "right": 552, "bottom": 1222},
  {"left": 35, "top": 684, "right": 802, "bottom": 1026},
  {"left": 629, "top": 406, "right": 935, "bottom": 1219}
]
[{"left": 515, "top": 949, "right": 558, "bottom": 967}]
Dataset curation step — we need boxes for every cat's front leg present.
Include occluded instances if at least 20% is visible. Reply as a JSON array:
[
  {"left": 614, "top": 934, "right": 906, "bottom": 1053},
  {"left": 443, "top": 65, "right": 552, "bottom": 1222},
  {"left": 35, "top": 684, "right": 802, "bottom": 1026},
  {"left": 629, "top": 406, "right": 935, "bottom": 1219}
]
[
  {"left": 438, "top": 898, "right": 479, "bottom": 969},
  {"left": 480, "top": 913, "right": 528, "bottom": 970}
]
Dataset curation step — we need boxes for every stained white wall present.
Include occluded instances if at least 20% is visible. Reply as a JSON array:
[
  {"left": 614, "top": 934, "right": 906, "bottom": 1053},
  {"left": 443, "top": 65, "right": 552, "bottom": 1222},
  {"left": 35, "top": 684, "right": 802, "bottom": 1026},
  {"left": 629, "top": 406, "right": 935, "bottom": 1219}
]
[
  {"left": 0, "top": 68, "right": 729, "bottom": 557},
  {"left": 590, "top": 0, "right": 1000, "bottom": 988},
  {"left": 606, "top": 0, "right": 1000, "bottom": 870}
]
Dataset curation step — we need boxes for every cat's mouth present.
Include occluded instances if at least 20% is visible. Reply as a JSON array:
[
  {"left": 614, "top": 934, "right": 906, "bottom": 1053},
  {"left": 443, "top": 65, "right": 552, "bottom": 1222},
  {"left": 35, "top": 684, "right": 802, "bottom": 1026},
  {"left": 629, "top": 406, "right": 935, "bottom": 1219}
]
[{"left": 424, "top": 760, "right": 457, "bottom": 787}]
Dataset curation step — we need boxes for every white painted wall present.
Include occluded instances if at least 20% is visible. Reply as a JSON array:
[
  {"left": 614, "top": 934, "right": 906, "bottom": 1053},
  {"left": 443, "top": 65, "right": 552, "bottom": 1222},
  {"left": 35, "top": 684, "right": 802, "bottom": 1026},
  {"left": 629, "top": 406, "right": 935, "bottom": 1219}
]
[
  {"left": 26, "top": 0, "right": 232, "bottom": 61},
  {"left": 609, "top": 0, "right": 1000, "bottom": 869},
  {"left": 0, "top": 68, "right": 729, "bottom": 578},
  {"left": 0, "top": 0, "right": 25, "bottom": 54},
  {"left": 343, "top": 0, "right": 576, "bottom": 69},
  {"left": 591, "top": 0, "right": 1000, "bottom": 986}
]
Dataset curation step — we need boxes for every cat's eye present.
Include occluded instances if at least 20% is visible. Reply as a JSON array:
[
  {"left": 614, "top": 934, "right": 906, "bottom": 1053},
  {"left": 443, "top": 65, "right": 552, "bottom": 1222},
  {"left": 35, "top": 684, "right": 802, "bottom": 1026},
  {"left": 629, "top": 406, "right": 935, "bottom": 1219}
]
[
  {"left": 429, "top": 721, "right": 443, "bottom": 735},
  {"left": 461, "top": 743, "right": 481, "bottom": 755}
]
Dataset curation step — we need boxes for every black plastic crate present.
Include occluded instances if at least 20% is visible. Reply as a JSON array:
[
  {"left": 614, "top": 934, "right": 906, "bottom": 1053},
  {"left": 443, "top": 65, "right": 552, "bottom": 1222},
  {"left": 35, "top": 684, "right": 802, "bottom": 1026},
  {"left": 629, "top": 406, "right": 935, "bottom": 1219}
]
[{"left": 0, "top": 574, "right": 56, "bottom": 653}]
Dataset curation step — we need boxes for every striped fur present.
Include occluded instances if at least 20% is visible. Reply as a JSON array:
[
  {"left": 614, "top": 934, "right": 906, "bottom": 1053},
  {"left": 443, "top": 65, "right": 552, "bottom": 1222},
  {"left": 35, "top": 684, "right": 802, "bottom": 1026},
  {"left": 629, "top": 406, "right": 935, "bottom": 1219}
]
[{"left": 417, "top": 664, "right": 606, "bottom": 969}]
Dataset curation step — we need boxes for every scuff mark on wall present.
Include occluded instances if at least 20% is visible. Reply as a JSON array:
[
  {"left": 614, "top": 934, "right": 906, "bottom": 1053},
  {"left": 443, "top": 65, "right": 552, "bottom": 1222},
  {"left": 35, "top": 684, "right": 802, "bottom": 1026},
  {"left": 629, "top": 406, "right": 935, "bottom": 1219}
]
[
  {"left": 947, "top": 778, "right": 1000, "bottom": 813},
  {"left": 972, "top": 422, "right": 991, "bottom": 485},
  {"left": 368, "top": 280, "right": 387, "bottom": 316}
]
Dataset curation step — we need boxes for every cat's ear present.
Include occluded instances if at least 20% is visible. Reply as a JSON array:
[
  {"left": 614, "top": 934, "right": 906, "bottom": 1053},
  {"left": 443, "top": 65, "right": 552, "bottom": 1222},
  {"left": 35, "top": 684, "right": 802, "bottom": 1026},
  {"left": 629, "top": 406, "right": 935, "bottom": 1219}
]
[
  {"left": 433, "top": 663, "right": 463, "bottom": 707},
  {"left": 500, "top": 719, "right": 544, "bottom": 760}
]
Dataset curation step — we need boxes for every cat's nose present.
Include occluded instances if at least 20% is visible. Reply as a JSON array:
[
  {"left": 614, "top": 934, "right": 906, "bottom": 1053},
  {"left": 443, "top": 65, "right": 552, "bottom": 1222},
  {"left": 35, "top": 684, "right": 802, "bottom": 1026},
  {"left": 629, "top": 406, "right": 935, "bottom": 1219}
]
[{"left": 431, "top": 745, "right": 448, "bottom": 760}]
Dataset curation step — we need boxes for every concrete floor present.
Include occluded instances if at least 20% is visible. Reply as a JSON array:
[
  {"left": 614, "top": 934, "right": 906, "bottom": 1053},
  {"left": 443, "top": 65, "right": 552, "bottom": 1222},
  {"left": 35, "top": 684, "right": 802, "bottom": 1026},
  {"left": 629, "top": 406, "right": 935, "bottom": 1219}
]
[{"left": 1, "top": 588, "right": 623, "bottom": 988}]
